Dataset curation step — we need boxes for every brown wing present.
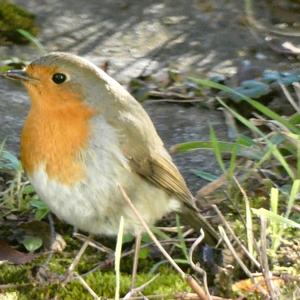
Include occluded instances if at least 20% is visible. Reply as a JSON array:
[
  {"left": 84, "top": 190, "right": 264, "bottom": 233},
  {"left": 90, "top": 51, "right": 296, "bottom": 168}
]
[
  {"left": 108, "top": 100, "right": 193, "bottom": 205},
  {"left": 126, "top": 145, "right": 219, "bottom": 244},
  {"left": 128, "top": 150, "right": 194, "bottom": 205}
]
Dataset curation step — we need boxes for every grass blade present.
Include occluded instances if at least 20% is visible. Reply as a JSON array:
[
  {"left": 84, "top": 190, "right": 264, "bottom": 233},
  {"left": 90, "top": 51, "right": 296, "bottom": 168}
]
[
  {"left": 192, "top": 169, "right": 218, "bottom": 182},
  {"left": 171, "top": 140, "right": 263, "bottom": 160},
  {"left": 298, "top": 143, "right": 300, "bottom": 179},
  {"left": 216, "top": 97, "right": 295, "bottom": 179},
  {"left": 191, "top": 78, "right": 300, "bottom": 134},
  {"left": 285, "top": 179, "right": 300, "bottom": 218},
  {"left": 115, "top": 216, "right": 124, "bottom": 300},
  {"left": 270, "top": 188, "right": 280, "bottom": 252},
  {"left": 176, "top": 214, "right": 189, "bottom": 260},
  {"left": 209, "top": 125, "right": 225, "bottom": 173},
  {"left": 252, "top": 208, "right": 300, "bottom": 229},
  {"left": 228, "top": 140, "right": 238, "bottom": 178},
  {"left": 17, "top": 29, "right": 45, "bottom": 53},
  {"left": 234, "top": 177, "right": 254, "bottom": 256}
]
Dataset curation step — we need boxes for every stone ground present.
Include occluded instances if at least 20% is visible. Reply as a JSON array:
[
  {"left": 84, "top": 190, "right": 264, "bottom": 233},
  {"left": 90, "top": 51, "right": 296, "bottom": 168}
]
[{"left": 0, "top": 0, "right": 299, "bottom": 192}]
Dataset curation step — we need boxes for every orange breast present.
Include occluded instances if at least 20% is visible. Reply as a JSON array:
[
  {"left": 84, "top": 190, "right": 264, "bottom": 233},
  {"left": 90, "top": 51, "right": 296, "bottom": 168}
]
[{"left": 21, "top": 101, "right": 94, "bottom": 185}]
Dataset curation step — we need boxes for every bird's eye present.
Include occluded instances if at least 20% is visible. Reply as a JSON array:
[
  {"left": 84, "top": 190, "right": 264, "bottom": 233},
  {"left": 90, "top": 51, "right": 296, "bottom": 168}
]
[{"left": 52, "top": 73, "right": 67, "bottom": 84}]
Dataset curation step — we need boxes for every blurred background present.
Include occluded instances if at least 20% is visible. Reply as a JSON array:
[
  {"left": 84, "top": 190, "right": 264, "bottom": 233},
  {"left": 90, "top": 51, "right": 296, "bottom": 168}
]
[{"left": 1, "top": 0, "right": 299, "bottom": 192}]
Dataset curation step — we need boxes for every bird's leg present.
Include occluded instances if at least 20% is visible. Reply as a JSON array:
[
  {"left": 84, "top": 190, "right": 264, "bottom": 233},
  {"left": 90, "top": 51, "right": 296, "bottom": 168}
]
[
  {"left": 64, "top": 234, "right": 92, "bottom": 282},
  {"left": 131, "top": 233, "right": 142, "bottom": 289}
]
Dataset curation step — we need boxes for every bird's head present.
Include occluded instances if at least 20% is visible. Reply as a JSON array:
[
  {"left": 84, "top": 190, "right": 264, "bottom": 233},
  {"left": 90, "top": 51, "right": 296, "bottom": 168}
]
[{"left": 1, "top": 52, "right": 116, "bottom": 112}]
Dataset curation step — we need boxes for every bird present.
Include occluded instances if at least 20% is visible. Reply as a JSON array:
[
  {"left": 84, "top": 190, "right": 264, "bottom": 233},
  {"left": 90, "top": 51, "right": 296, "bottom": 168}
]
[{"left": 2, "top": 52, "right": 218, "bottom": 279}]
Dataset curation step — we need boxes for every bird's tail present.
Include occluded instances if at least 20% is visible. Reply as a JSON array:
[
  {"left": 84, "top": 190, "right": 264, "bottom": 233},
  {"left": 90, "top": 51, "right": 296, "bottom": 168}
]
[{"left": 180, "top": 203, "right": 219, "bottom": 246}]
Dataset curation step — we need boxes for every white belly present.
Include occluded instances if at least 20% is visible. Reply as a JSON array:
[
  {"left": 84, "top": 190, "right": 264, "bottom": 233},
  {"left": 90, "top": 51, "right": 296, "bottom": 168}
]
[
  {"left": 29, "top": 164, "right": 180, "bottom": 236},
  {"left": 28, "top": 117, "right": 180, "bottom": 236}
]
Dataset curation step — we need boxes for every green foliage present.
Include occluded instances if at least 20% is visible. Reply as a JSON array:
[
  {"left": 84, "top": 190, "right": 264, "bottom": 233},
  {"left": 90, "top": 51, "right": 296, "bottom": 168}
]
[
  {"left": 22, "top": 235, "right": 43, "bottom": 252},
  {"left": 175, "top": 214, "right": 189, "bottom": 260},
  {"left": 209, "top": 125, "right": 226, "bottom": 173},
  {"left": 177, "top": 77, "right": 300, "bottom": 292},
  {"left": 184, "top": 78, "right": 300, "bottom": 182},
  {"left": 0, "top": 1, "right": 38, "bottom": 45},
  {"left": 192, "top": 169, "right": 219, "bottom": 181},
  {"left": 29, "top": 197, "right": 49, "bottom": 220},
  {"left": 172, "top": 140, "right": 264, "bottom": 161},
  {"left": 252, "top": 181, "right": 300, "bottom": 254},
  {"left": 0, "top": 141, "right": 20, "bottom": 171},
  {"left": 0, "top": 142, "right": 49, "bottom": 220},
  {"left": 191, "top": 78, "right": 300, "bottom": 134}
]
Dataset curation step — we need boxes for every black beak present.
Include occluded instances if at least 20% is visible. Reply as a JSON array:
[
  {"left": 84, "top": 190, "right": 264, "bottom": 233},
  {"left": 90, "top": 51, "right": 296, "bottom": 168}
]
[{"left": 0, "top": 69, "right": 34, "bottom": 81}]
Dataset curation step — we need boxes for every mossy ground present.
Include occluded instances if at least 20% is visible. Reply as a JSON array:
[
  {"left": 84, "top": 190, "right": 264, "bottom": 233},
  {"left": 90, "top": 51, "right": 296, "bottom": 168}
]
[
  {"left": 0, "top": 0, "right": 38, "bottom": 45},
  {"left": 0, "top": 250, "right": 190, "bottom": 299},
  {"left": 1, "top": 173, "right": 299, "bottom": 299},
  {"left": 0, "top": 207, "right": 191, "bottom": 299}
]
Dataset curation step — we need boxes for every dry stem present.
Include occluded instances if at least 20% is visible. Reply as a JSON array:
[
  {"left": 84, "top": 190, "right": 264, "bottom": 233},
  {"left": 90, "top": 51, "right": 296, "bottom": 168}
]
[{"left": 118, "top": 184, "right": 209, "bottom": 300}]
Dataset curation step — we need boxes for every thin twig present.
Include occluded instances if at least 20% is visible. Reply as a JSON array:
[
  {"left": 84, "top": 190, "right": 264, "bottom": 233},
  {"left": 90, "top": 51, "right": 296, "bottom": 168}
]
[
  {"left": 182, "top": 228, "right": 195, "bottom": 238},
  {"left": 188, "top": 229, "right": 211, "bottom": 300},
  {"left": 74, "top": 232, "right": 114, "bottom": 254},
  {"left": 279, "top": 82, "right": 300, "bottom": 114},
  {"left": 65, "top": 235, "right": 92, "bottom": 282},
  {"left": 80, "top": 238, "right": 199, "bottom": 278},
  {"left": 124, "top": 274, "right": 160, "bottom": 300},
  {"left": 259, "top": 216, "right": 278, "bottom": 300},
  {"left": 185, "top": 276, "right": 209, "bottom": 300},
  {"left": 75, "top": 273, "right": 100, "bottom": 300},
  {"left": 118, "top": 184, "right": 208, "bottom": 300},
  {"left": 218, "top": 226, "right": 253, "bottom": 278},
  {"left": 293, "top": 82, "right": 300, "bottom": 108},
  {"left": 156, "top": 226, "right": 187, "bottom": 233},
  {"left": 115, "top": 216, "right": 124, "bottom": 300},
  {"left": 233, "top": 176, "right": 254, "bottom": 257},
  {"left": 114, "top": 294, "right": 171, "bottom": 300},
  {"left": 131, "top": 233, "right": 142, "bottom": 289},
  {"left": 218, "top": 226, "right": 268, "bottom": 297},
  {"left": 119, "top": 184, "right": 185, "bottom": 277},
  {"left": 212, "top": 205, "right": 261, "bottom": 269},
  {"left": 176, "top": 293, "right": 233, "bottom": 300}
]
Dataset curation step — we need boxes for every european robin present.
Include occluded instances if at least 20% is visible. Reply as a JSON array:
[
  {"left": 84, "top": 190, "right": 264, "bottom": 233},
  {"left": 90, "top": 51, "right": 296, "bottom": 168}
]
[{"left": 2, "top": 52, "right": 218, "bottom": 244}]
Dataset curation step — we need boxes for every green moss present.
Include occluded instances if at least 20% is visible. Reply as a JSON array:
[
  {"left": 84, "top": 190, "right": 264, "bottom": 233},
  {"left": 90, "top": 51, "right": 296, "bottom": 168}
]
[
  {"left": 0, "top": 230, "right": 189, "bottom": 299},
  {"left": 0, "top": 258, "right": 189, "bottom": 299},
  {"left": 0, "top": 1, "right": 38, "bottom": 45}
]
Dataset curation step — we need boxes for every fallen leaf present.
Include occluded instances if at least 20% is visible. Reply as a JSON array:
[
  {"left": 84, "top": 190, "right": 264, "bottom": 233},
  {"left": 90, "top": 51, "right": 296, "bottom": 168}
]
[
  {"left": 232, "top": 276, "right": 284, "bottom": 294},
  {"left": 19, "top": 220, "right": 66, "bottom": 253},
  {"left": 50, "top": 233, "right": 66, "bottom": 253},
  {"left": 19, "top": 220, "right": 50, "bottom": 249},
  {"left": 0, "top": 240, "right": 35, "bottom": 264},
  {"left": 22, "top": 236, "right": 43, "bottom": 252},
  {"left": 196, "top": 174, "right": 227, "bottom": 198},
  {"left": 266, "top": 36, "right": 300, "bottom": 56},
  {"left": 282, "top": 41, "right": 300, "bottom": 54}
]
